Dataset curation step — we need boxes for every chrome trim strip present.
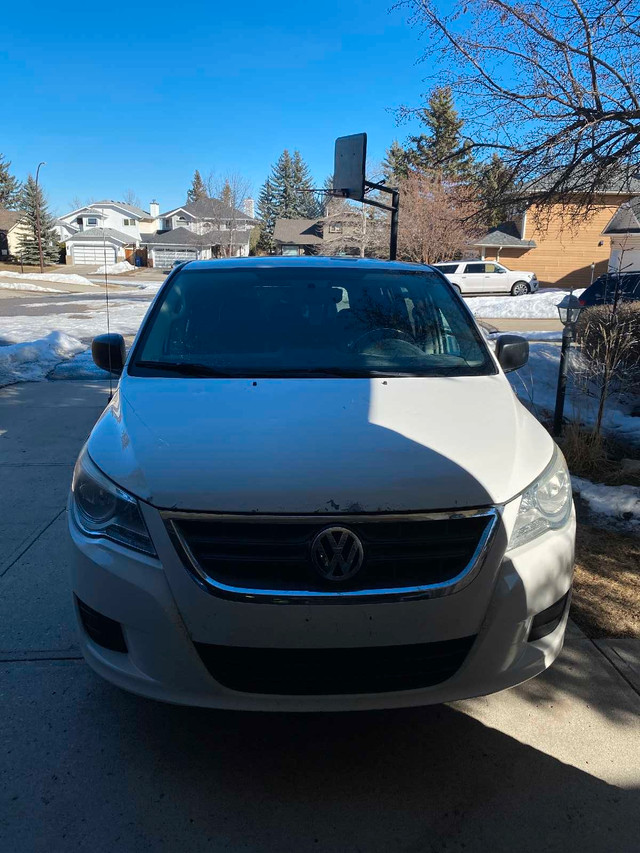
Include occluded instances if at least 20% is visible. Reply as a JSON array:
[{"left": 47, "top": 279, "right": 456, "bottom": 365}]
[{"left": 163, "top": 508, "right": 501, "bottom": 604}]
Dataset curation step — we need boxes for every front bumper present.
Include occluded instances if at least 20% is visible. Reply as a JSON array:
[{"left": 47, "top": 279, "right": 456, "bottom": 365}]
[{"left": 67, "top": 501, "right": 576, "bottom": 711}]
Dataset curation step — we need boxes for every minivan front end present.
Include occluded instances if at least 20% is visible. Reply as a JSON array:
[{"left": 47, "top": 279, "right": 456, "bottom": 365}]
[{"left": 67, "top": 258, "right": 575, "bottom": 710}]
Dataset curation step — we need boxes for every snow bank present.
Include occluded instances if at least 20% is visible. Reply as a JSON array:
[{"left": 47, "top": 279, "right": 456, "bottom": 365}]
[
  {"left": 490, "top": 330, "right": 562, "bottom": 342},
  {"left": 572, "top": 476, "right": 640, "bottom": 535},
  {"left": 465, "top": 288, "right": 584, "bottom": 319},
  {"left": 94, "top": 261, "right": 136, "bottom": 275},
  {"left": 0, "top": 281, "right": 65, "bottom": 293},
  {"left": 0, "top": 331, "right": 86, "bottom": 387},
  {"left": 0, "top": 271, "right": 97, "bottom": 286}
]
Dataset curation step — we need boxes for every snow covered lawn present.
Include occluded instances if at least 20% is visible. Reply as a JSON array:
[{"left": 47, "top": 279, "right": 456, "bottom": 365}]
[
  {"left": 0, "top": 271, "right": 98, "bottom": 286},
  {"left": 465, "top": 288, "right": 584, "bottom": 319},
  {"left": 0, "top": 281, "right": 65, "bottom": 293},
  {"left": 573, "top": 477, "right": 640, "bottom": 535},
  {"left": 508, "top": 342, "right": 640, "bottom": 445}
]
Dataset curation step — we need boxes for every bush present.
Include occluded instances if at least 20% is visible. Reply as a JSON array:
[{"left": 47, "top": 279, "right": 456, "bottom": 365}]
[{"left": 574, "top": 301, "right": 640, "bottom": 433}]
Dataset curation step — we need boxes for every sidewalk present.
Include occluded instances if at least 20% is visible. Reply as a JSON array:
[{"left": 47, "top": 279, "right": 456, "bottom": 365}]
[{"left": 1, "top": 380, "right": 638, "bottom": 852}]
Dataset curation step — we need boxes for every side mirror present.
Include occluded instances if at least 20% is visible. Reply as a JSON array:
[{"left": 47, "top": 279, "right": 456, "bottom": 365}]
[
  {"left": 92, "top": 333, "right": 126, "bottom": 374},
  {"left": 495, "top": 334, "right": 528, "bottom": 372}
]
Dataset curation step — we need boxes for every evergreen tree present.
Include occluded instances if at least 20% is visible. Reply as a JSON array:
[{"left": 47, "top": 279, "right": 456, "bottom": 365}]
[
  {"left": 0, "top": 153, "right": 21, "bottom": 209},
  {"left": 220, "top": 180, "right": 232, "bottom": 209},
  {"left": 17, "top": 175, "right": 60, "bottom": 265},
  {"left": 256, "top": 150, "right": 320, "bottom": 250},
  {"left": 291, "top": 150, "right": 321, "bottom": 218},
  {"left": 383, "top": 141, "right": 411, "bottom": 183},
  {"left": 256, "top": 178, "right": 277, "bottom": 253},
  {"left": 406, "top": 87, "right": 474, "bottom": 181},
  {"left": 186, "top": 169, "right": 208, "bottom": 203},
  {"left": 475, "top": 154, "right": 516, "bottom": 228}
]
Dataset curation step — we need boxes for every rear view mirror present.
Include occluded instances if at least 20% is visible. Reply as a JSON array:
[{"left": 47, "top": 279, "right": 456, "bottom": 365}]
[
  {"left": 92, "top": 333, "right": 126, "bottom": 374},
  {"left": 495, "top": 334, "right": 528, "bottom": 372}
]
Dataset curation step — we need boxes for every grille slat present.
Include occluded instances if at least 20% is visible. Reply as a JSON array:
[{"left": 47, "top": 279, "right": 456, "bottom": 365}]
[{"left": 168, "top": 512, "right": 494, "bottom": 596}]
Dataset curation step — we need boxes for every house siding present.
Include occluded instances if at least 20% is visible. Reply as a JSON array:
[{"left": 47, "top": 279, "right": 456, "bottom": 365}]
[
  {"left": 608, "top": 235, "right": 640, "bottom": 273},
  {"left": 484, "top": 196, "right": 632, "bottom": 288}
]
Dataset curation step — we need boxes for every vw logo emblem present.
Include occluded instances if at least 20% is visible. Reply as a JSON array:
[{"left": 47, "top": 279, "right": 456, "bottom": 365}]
[{"left": 310, "top": 527, "right": 364, "bottom": 582}]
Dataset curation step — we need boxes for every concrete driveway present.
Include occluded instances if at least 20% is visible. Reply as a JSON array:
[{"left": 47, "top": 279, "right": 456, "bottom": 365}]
[{"left": 1, "top": 381, "right": 638, "bottom": 852}]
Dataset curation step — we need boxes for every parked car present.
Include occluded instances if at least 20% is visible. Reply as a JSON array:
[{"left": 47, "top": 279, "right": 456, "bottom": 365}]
[
  {"left": 578, "top": 272, "right": 640, "bottom": 307},
  {"left": 433, "top": 260, "right": 539, "bottom": 296},
  {"left": 69, "top": 257, "right": 575, "bottom": 711}
]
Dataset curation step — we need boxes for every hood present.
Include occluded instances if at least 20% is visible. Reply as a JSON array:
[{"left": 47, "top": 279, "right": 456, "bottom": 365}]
[{"left": 88, "top": 375, "right": 554, "bottom": 513}]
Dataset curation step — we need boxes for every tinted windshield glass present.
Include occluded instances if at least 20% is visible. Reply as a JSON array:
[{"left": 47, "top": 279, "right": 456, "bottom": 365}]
[{"left": 131, "top": 266, "right": 494, "bottom": 378}]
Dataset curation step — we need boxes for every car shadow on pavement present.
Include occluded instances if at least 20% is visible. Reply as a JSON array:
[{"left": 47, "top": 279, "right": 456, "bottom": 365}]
[{"left": 39, "top": 674, "right": 637, "bottom": 853}]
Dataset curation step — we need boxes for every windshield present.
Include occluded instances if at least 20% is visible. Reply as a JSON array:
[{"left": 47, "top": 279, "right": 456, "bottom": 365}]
[{"left": 130, "top": 266, "right": 494, "bottom": 378}]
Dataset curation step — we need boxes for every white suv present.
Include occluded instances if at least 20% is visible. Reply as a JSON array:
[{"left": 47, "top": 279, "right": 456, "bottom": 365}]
[
  {"left": 68, "top": 257, "right": 574, "bottom": 711},
  {"left": 434, "top": 260, "right": 538, "bottom": 296}
]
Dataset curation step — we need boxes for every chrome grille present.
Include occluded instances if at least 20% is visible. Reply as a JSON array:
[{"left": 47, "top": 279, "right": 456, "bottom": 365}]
[{"left": 165, "top": 509, "right": 498, "bottom": 602}]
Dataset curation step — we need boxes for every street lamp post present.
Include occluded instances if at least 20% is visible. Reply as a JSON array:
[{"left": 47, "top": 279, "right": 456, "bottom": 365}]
[
  {"left": 35, "top": 161, "right": 46, "bottom": 274},
  {"left": 553, "top": 293, "right": 584, "bottom": 436}
]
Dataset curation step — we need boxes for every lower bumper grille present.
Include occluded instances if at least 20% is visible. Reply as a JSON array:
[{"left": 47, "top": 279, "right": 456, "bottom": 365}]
[{"left": 194, "top": 636, "right": 476, "bottom": 695}]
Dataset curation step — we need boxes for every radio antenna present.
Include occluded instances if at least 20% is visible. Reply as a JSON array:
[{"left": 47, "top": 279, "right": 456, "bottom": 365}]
[{"left": 101, "top": 210, "right": 113, "bottom": 401}]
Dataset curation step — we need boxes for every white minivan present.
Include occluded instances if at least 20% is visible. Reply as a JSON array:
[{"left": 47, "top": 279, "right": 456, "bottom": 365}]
[
  {"left": 68, "top": 257, "right": 575, "bottom": 711},
  {"left": 433, "top": 260, "right": 539, "bottom": 296}
]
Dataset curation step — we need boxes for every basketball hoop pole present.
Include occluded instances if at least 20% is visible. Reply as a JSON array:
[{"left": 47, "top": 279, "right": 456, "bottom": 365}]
[
  {"left": 333, "top": 135, "right": 399, "bottom": 261},
  {"left": 362, "top": 180, "right": 399, "bottom": 261}
]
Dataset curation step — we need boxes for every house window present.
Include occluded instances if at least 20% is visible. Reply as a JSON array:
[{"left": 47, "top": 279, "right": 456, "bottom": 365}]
[
  {"left": 123, "top": 218, "right": 135, "bottom": 226},
  {"left": 87, "top": 217, "right": 98, "bottom": 226},
  {"left": 282, "top": 245, "right": 299, "bottom": 256},
  {"left": 328, "top": 223, "right": 342, "bottom": 234}
]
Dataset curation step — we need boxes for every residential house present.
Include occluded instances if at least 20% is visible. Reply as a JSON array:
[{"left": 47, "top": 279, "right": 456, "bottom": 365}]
[
  {"left": 473, "top": 174, "right": 640, "bottom": 288},
  {"left": 0, "top": 209, "right": 28, "bottom": 260},
  {"left": 142, "top": 198, "right": 257, "bottom": 268},
  {"left": 273, "top": 219, "right": 324, "bottom": 255},
  {"left": 601, "top": 196, "right": 640, "bottom": 273},
  {"left": 57, "top": 200, "right": 159, "bottom": 265},
  {"left": 272, "top": 204, "right": 385, "bottom": 257}
]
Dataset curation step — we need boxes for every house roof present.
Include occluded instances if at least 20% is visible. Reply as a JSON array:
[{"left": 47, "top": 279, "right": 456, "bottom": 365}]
[
  {"left": 91, "top": 200, "right": 150, "bottom": 218},
  {"left": 523, "top": 166, "right": 640, "bottom": 197},
  {"left": 273, "top": 218, "right": 323, "bottom": 245},
  {"left": 0, "top": 209, "right": 24, "bottom": 231},
  {"left": 142, "top": 227, "right": 207, "bottom": 246},
  {"left": 142, "top": 227, "right": 251, "bottom": 247},
  {"left": 602, "top": 197, "right": 640, "bottom": 235},
  {"left": 66, "top": 227, "right": 135, "bottom": 245},
  {"left": 161, "top": 198, "right": 257, "bottom": 223},
  {"left": 472, "top": 221, "right": 537, "bottom": 249}
]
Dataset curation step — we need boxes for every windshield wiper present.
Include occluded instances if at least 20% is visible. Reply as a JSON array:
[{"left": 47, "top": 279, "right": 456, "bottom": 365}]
[{"left": 134, "top": 360, "right": 239, "bottom": 377}]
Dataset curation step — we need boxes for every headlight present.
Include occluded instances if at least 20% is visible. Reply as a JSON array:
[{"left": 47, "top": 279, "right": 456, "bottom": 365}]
[
  {"left": 508, "top": 448, "right": 572, "bottom": 550},
  {"left": 71, "top": 447, "right": 156, "bottom": 556}
]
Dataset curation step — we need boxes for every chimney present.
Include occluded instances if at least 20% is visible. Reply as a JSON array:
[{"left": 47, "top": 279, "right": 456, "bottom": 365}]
[
  {"left": 149, "top": 200, "right": 160, "bottom": 219},
  {"left": 242, "top": 197, "right": 255, "bottom": 219}
]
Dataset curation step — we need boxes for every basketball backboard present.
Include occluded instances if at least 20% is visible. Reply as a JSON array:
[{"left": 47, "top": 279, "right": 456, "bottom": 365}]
[{"left": 333, "top": 133, "right": 367, "bottom": 201}]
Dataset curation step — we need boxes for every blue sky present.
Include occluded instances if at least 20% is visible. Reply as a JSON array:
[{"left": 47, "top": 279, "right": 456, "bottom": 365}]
[{"left": 2, "top": 0, "right": 432, "bottom": 215}]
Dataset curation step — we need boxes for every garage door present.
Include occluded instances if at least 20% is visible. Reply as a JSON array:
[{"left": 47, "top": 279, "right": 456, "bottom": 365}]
[
  {"left": 152, "top": 248, "right": 197, "bottom": 268},
  {"left": 72, "top": 245, "right": 116, "bottom": 265}
]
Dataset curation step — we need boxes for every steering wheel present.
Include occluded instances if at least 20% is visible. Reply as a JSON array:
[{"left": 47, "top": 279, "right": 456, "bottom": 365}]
[{"left": 349, "top": 327, "right": 416, "bottom": 352}]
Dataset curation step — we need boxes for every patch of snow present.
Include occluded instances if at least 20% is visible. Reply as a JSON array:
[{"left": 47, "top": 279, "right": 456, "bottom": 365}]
[
  {"left": 0, "top": 271, "right": 98, "bottom": 286},
  {"left": 94, "top": 261, "right": 137, "bottom": 275},
  {"left": 572, "top": 476, "right": 640, "bottom": 535},
  {"left": 465, "top": 288, "right": 584, "bottom": 319},
  {"left": 0, "top": 282, "right": 65, "bottom": 293},
  {"left": 0, "top": 331, "right": 86, "bottom": 387},
  {"left": 49, "top": 349, "right": 111, "bottom": 380}
]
